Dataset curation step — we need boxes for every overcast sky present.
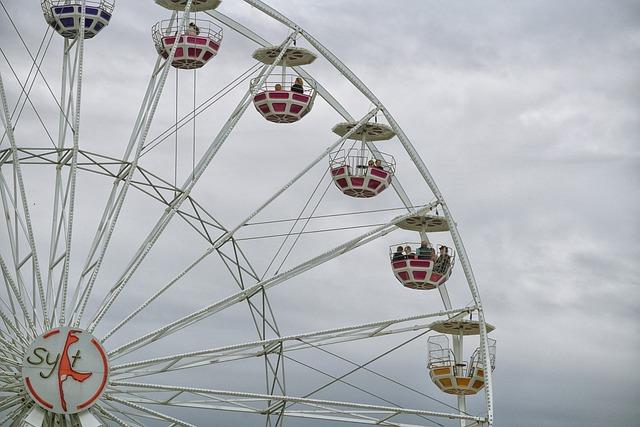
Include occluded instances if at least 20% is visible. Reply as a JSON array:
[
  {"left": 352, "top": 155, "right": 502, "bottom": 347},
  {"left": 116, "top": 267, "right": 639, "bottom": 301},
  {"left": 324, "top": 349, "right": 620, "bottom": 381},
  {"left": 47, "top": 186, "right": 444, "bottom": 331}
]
[{"left": 1, "top": 1, "right": 639, "bottom": 427}]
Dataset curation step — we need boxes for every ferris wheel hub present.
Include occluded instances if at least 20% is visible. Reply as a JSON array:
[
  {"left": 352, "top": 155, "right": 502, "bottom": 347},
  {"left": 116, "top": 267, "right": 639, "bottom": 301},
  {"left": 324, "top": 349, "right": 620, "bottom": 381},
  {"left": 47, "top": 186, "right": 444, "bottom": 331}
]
[{"left": 22, "top": 327, "right": 109, "bottom": 415}]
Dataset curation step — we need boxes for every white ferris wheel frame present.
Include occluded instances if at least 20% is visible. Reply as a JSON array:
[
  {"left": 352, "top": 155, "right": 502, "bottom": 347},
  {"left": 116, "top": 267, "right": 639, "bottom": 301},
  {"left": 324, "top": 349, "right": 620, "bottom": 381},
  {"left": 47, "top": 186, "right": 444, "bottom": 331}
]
[{"left": 0, "top": 0, "right": 495, "bottom": 426}]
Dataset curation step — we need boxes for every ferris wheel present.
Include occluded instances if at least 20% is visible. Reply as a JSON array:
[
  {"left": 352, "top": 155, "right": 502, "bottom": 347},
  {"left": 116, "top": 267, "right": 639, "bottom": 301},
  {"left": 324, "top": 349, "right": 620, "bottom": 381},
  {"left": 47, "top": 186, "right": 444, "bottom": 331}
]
[{"left": 0, "top": 1, "right": 497, "bottom": 426}]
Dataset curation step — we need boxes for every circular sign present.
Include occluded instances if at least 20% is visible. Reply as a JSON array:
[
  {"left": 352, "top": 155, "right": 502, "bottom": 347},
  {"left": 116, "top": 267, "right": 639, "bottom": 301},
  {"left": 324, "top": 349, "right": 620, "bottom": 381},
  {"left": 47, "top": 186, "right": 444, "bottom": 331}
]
[{"left": 22, "top": 327, "right": 109, "bottom": 414}]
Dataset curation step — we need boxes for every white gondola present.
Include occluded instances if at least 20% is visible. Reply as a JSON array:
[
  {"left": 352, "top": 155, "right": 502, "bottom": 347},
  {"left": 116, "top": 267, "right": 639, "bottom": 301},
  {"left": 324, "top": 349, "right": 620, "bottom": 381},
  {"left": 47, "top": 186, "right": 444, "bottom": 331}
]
[
  {"left": 330, "top": 121, "right": 396, "bottom": 197},
  {"left": 41, "top": 0, "right": 114, "bottom": 39},
  {"left": 152, "top": 19, "right": 223, "bottom": 70}
]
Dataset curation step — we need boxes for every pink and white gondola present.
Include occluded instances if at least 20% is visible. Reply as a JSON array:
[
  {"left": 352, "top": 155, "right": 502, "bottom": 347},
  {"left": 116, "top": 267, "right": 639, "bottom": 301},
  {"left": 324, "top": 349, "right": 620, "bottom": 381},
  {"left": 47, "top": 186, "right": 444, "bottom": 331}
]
[
  {"left": 152, "top": 19, "right": 223, "bottom": 70},
  {"left": 390, "top": 243, "right": 454, "bottom": 290},
  {"left": 250, "top": 46, "right": 318, "bottom": 123},
  {"left": 329, "top": 122, "right": 396, "bottom": 198},
  {"left": 330, "top": 149, "right": 395, "bottom": 198}
]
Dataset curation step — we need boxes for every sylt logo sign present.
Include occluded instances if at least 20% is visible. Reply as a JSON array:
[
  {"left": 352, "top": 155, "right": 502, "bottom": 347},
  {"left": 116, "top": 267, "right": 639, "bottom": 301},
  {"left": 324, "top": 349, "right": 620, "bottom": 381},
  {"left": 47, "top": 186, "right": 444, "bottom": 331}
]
[{"left": 22, "top": 327, "right": 109, "bottom": 414}]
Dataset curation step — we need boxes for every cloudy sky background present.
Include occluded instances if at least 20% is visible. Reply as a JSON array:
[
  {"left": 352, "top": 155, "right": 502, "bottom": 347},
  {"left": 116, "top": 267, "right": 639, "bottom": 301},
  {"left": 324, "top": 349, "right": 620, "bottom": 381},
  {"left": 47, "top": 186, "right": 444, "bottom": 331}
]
[{"left": 0, "top": 1, "right": 639, "bottom": 426}]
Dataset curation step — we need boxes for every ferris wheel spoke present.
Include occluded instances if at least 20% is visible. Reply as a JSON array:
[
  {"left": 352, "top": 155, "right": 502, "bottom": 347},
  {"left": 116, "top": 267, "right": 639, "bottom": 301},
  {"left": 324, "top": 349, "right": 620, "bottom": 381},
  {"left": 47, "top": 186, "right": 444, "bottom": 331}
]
[
  {"left": 0, "top": 353, "right": 21, "bottom": 368},
  {"left": 96, "top": 401, "right": 160, "bottom": 427},
  {"left": 0, "top": 256, "right": 20, "bottom": 323},
  {"left": 0, "top": 323, "right": 25, "bottom": 354},
  {"left": 108, "top": 382, "right": 485, "bottom": 425},
  {"left": 91, "top": 405, "right": 137, "bottom": 427},
  {"left": 0, "top": 253, "right": 37, "bottom": 333},
  {"left": 105, "top": 395, "right": 198, "bottom": 427},
  {"left": 0, "top": 396, "right": 24, "bottom": 421},
  {"left": 0, "top": 338, "right": 22, "bottom": 362},
  {"left": 109, "top": 306, "right": 467, "bottom": 378},
  {"left": 45, "top": 1, "right": 92, "bottom": 327},
  {"left": 0, "top": 172, "right": 39, "bottom": 299},
  {"left": 0, "top": 308, "right": 30, "bottom": 348},
  {"left": 0, "top": 72, "right": 48, "bottom": 331},
  {"left": 0, "top": 375, "right": 19, "bottom": 389},
  {"left": 0, "top": 336, "right": 18, "bottom": 358},
  {"left": 65, "top": 65, "right": 168, "bottom": 324}
]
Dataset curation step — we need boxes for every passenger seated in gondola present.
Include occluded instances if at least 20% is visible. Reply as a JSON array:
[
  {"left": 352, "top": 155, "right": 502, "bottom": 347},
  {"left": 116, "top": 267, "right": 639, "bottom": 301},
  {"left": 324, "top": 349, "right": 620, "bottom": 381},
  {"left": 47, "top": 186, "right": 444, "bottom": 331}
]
[
  {"left": 373, "top": 159, "right": 384, "bottom": 170},
  {"left": 416, "top": 241, "right": 434, "bottom": 260},
  {"left": 275, "top": 83, "right": 283, "bottom": 91},
  {"left": 392, "top": 246, "right": 405, "bottom": 261},
  {"left": 365, "top": 159, "right": 375, "bottom": 174},
  {"left": 433, "top": 246, "right": 451, "bottom": 273},
  {"left": 187, "top": 23, "right": 200, "bottom": 36},
  {"left": 291, "top": 77, "right": 304, "bottom": 94},
  {"left": 403, "top": 245, "right": 416, "bottom": 260}
]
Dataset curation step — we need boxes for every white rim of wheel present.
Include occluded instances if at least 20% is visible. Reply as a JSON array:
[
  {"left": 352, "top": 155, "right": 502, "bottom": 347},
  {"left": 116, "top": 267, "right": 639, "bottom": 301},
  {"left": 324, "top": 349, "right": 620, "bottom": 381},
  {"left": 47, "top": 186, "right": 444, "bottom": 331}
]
[{"left": 0, "top": 1, "right": 495, "bottom": 426}]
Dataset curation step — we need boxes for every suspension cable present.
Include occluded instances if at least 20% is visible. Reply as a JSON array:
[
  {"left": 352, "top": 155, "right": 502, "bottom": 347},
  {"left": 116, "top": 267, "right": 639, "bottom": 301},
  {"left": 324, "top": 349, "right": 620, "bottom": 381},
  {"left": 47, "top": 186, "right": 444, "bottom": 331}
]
[
  {"left": 141, "top": 63, "right": 261, "bottom": 156},
  {"left": 273, "top": 177, "right": 332, "bottom": 275},
  {"left": 299, "top": 336, "right": 473, "bottom": 416},
  {"left": 0, "top": 48, "right": 56, "bottom": 148},
  {"left": 294, "top": 331, "right": 431, "bottom": 402},
  {"left": 236, "top": 222, "right": 389, "bottom": 242},
  {"left": 0, "top": 2, "right": 70, "bottom": 142},
  {"left": 192, "top": 68, "right": 196, "bottom": 181},
  {"left": 260, "top": 168, "right": 329, "bottom": 279},
  {"left": 174, "top": 67, "right": 179, "bottom": 191},
  {"left": 244, "top": 204, "right": 433, "bottom": 226},
  {"left": 284, "top": 354, "right": 445, "bottom": 427}
]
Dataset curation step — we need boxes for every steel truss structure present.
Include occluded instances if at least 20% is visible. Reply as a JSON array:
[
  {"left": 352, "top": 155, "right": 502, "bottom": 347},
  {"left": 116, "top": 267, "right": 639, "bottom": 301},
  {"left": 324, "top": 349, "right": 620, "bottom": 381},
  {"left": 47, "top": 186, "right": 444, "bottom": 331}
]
[{"left": 0, "top": 1, "right": 495, "bottom": 426}]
